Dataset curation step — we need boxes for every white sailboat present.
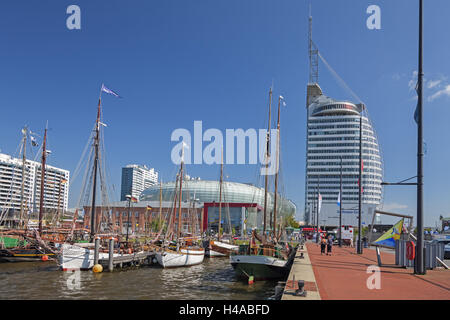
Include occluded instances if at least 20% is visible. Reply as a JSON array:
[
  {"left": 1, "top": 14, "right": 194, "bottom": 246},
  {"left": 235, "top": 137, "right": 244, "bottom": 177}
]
[
  {"left": 155, "top": 246, "right": 204, "bottom": 268},
  {"left": 155, "top": 143, "right": 205, "bottom": 268}
]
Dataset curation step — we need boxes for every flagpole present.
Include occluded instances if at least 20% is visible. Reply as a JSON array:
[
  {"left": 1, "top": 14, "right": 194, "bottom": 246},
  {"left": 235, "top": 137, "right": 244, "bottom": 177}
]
[
  {"left": 357, "top": 113, "right": 363, "bottom": 254},
  {"left": 339, "top": 156, "right": 343, "bottom": 247},
  {"left": 415, "top": 0, "right": 425, "bottom": 275},
  {"left": 316, "top": 175, "right": 320, "bottom": 243}
]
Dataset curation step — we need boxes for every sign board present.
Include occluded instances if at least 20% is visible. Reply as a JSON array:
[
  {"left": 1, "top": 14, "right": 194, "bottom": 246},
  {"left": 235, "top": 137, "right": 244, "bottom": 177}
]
[
  {"left": 336, "top": 209, "right": 359, "bottom": 214},
  {"left": 341, "top": 226, "right": 354, "bottom": 240}
]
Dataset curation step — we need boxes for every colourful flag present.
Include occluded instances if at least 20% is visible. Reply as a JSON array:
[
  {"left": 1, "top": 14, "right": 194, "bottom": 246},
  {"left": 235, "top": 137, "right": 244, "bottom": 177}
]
[
  {"left": 414, "top": 82, "right": 419, "bottom": 124},
  {"left": 337, "top": 192, "right": 340, "bottom": 207},
  {"left": 31, "top": 136, "right": 38, "bottom": 147},
  {"left": 318, "top": 194, "right": 322, "bottom": 213},
  {"left": 101, "top": 84, "right": 121, "bottom": 98},
  {"left": 131, "top": 196, "right": 138, "bottom": 203},
  {"left": 146, "top": 205, "right": 152, "bottom": 210},
  {"left": 373, "top": 219, "right": 404, "bottom": 248}
]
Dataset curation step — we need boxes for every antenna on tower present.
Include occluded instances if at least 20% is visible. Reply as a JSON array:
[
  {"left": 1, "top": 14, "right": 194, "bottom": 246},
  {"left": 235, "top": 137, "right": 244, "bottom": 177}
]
[{"left": 308, "top": 4, "right": 319, "bottom": 84}]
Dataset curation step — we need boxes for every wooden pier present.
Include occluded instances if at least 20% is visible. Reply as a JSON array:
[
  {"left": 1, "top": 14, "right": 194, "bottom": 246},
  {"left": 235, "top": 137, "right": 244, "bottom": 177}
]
[{"left": 98, "top": 250, "right": 156, "bottom": 271}]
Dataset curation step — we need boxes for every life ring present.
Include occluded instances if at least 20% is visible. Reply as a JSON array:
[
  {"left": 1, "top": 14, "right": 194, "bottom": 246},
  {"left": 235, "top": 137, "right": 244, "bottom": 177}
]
[{"left": 406, "top": 241, "right": 415, "bottom": 260}]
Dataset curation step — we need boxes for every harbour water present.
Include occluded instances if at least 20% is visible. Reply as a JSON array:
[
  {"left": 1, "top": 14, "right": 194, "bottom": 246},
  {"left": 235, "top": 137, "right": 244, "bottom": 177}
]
[{"left": 0, "top": 258, "right": 278, "bottom": 300}]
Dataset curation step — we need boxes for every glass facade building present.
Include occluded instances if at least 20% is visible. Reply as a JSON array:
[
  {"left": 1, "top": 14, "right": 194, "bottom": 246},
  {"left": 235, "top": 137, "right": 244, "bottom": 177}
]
[
  {"left": 140, "top": 179, "right": 296, "bottom": 224},
  {"left": 304, "top": 84, "right": 383, "bottom": 228}
]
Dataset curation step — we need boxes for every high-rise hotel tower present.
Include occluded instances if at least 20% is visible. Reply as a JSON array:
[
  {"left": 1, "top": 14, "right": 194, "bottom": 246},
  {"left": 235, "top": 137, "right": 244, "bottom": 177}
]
[
  {"left": 304, "top": 83, "right": 383, "bottom": 228},
  {"left": 304, "top": 13, "right": 383, "bottom": 228}
]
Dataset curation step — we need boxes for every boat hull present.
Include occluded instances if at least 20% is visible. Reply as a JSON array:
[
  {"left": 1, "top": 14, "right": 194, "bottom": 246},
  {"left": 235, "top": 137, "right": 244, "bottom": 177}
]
[
  {"left": 206, "top": 240, "right": 239, "bottom": 257},
  {"left": 156, "top": 247, "right": 204, "bottom": 268},
  {"left": 59, "top": 243, "right": 139, "bottom": 271},
  {"left": 0, "top": 248, "right": 55, "bottom": 263},
  {"left": 230, "top": 254, "right": 289, "bottom": 281}
]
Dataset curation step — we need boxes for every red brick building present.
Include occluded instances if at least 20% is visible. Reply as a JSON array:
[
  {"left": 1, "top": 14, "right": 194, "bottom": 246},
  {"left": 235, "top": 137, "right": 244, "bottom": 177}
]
[{"left": 82, "top": 200, "right": 203, "bottom": 236}]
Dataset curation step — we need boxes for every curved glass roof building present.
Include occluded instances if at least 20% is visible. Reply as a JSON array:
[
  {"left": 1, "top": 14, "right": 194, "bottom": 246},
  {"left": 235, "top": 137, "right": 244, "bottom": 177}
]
[
  {"left": 305, "top": 84, "right": 383, "bottom": 227},
  {"left": 140, "top": 179, "right": 296, "bottom": 218}
]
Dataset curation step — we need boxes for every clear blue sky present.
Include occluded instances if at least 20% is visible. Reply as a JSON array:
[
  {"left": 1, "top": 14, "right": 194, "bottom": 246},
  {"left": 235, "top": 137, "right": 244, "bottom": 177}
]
[{"left": 0, "top": 1, "right": 449, "bottom": 227}]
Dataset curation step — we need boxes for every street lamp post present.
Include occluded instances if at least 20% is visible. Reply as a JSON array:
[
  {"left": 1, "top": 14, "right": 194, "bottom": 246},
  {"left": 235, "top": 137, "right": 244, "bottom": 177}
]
[{"left": 415, "top": 0, "right": 425, "bottom": 275}]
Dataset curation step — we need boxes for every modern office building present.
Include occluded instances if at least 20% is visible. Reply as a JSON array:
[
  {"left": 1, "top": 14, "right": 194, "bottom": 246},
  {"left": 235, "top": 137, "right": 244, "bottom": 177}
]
[
  {"left": 120, "top": 164, "right": 158, "bottom": 201},
  {"left": 304, "top": 83, "right": 383, "bottom": 228},
  {"left": 0, "top": 152, "right": 70, "bottom": 214}
]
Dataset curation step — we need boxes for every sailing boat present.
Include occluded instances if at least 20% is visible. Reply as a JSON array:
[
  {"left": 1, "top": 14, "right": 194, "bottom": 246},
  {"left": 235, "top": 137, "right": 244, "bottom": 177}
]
[
  {"left": 155, "top": 143, "right": 205, "bottom": 268},
  {"left": 59, "top": 84, "right": 143, "bottom": 270},
  {"left": 230, "top": 90, "right": 295, "bottom": 281},
  {"left": 0, "top": 125, "right": 60, "bottom": 262},
  {"left": 205, "top": 149, "right": 239, "bottom": 257}
]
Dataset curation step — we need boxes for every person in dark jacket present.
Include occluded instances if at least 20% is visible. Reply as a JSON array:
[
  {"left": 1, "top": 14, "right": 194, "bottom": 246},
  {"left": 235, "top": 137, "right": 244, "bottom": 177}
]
[{"left": 326, "top": 235, "right": 333, "bottom": 255}]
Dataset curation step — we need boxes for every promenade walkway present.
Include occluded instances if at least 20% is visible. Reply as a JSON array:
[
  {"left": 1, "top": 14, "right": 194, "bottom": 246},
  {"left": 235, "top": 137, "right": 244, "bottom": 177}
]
[
  {"left": 307, "top": 242, "right": 449, "bottom": 300},
  {"left": 282, "top": 243, "right": 321, "bottom": 300}
]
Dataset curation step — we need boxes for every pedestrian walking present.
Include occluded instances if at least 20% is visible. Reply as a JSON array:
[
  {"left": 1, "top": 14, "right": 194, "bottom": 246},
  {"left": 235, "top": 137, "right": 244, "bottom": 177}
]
[
  {"left": 320, "top": 236, "right": 326, "bottom": 255},
  {"left": 326, "top": 235, "right": 333, "bottom": 255}
]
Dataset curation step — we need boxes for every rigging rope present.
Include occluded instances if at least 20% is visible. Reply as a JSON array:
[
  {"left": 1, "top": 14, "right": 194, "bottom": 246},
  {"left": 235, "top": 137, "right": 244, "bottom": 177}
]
[{"left": 318, "top": 51, "right": 364, "bottom": 105}]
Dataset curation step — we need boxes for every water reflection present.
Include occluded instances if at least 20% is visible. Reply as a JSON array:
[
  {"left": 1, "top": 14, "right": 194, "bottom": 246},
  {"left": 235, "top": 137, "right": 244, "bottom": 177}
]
[{"left": 0, "top": 258, "right": 277, "bottom": 300}]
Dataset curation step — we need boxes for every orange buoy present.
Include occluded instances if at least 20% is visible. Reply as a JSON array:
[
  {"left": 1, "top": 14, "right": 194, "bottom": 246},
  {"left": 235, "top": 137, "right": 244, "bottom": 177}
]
[
  {"left": 41, "top": 255, "right": 49, "bottom": 261},
  {"left": 93, "top": 264, "right": 103, "bottom": 273}
]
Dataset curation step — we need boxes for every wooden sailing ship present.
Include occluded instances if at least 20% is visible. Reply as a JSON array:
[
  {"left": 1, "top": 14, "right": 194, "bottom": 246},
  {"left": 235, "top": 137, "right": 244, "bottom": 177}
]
[
  {"left": 155, "top": 143, "right": 205, "bottom": 268},
  {"left": 58, "top": 84, "right": 146, "bottom": 270},
  {"left": 230, "top": 88, "right": 296, "bottom": 281},
  {"left": 205, "top": 149, "right": 239, "bottom": 257},
  {"left": 0, "top": 126, "right": 63, "bottom": 262}
]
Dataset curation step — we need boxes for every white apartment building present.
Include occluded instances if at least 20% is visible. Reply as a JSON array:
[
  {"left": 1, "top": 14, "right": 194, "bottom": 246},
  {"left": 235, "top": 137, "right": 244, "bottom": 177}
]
[{"left": 0, "top": 153, "right": 70, "bottom": 214}]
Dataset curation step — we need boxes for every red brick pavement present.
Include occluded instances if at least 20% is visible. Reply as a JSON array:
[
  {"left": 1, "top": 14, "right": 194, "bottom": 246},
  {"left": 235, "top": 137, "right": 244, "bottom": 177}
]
[{"left": 306, "top": 242, "right": 450, "bottom": 300}]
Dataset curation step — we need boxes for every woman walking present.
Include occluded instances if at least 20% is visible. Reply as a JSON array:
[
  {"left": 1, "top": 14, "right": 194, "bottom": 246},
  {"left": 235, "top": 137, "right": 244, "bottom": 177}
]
[{"left": 326, "top": 235, "right": 333, "bottom": 255}]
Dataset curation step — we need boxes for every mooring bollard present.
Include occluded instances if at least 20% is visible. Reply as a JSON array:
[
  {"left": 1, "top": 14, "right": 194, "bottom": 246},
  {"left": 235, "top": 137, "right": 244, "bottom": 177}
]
[
  {"left": 295, "top": 280, "right": 307, "bottom": 297},
  {"left": 94, "top": 237, "right": 100, "bottom": 266},
  {"left": 109, "top": 237, "right": 114, "bottom": 272}
]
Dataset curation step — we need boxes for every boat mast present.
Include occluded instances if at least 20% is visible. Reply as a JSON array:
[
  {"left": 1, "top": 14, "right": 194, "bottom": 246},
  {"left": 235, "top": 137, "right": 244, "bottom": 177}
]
[
  {"left": 19, "top": 127, "right": 27, "bottom": 229},
  {"left": 176, "top": 145, "right": 185, "bottom": 241},
  {"left": 90, "top": 92, "right": 102, "bottom": 241},
  {"left": 263, "top": 86, "right": 272, "bottom": 239},
  {"left": 159, "top": 180, "right": 162, "bottom": 229},
  {"left": 218, "top": 148, "right": 223, "bottom": 241},
  {"left": 273, "top": 96, "right": 282, "bottom": 241},
  {"left": 167, "top": 174, "right": 178, "bottom": 241},
  {"left": 38, "top": 127, "right": 47, "bottom": 234}
]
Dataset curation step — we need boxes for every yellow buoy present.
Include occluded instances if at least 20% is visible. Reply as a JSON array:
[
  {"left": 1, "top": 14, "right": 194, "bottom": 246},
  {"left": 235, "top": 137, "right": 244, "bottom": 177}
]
[{"left": 92, "top": 264, "right": 103, "bottom": 273}]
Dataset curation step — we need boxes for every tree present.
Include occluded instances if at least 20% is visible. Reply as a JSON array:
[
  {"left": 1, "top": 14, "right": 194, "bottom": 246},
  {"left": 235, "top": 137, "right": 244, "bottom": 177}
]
[{"left": 285, "top": 214, "right": 299, "bottom": 229}]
